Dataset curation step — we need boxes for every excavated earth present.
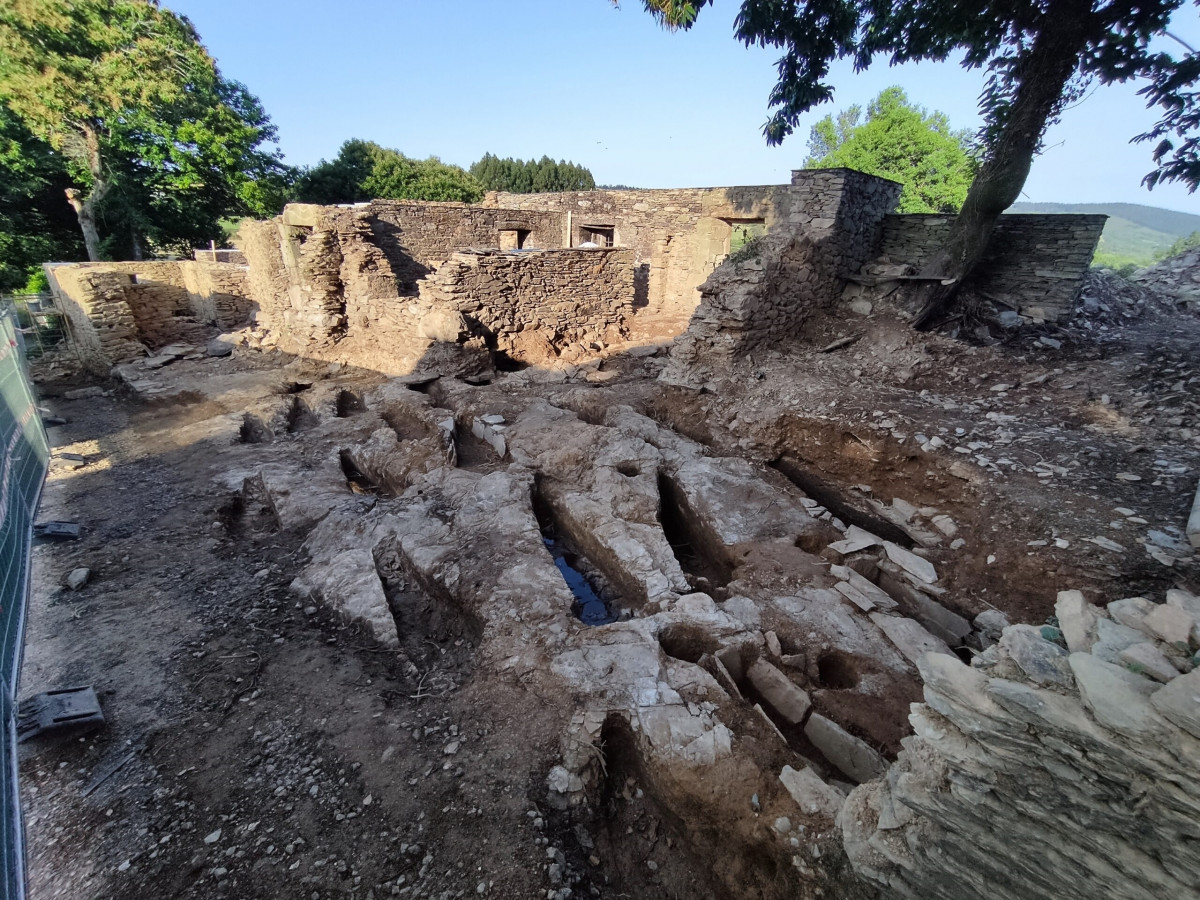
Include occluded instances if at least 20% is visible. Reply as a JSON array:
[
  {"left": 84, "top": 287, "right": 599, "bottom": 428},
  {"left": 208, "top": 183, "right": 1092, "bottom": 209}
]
[{"left": 17, "top": 292, "right": 1200, "bottom": 900}]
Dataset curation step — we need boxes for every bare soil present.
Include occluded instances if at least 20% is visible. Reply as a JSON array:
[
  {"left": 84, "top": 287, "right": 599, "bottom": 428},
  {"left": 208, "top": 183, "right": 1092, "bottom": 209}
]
[{"left": 16, "top": 294, "right": 1199, "bottom": 899}]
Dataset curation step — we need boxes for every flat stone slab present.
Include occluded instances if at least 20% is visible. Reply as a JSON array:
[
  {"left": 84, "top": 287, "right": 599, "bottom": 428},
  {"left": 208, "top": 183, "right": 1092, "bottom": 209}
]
[
  {"left": 869, "top": 614, "right": 953, "bottom": 666},
  {"left": 803, "top": 713, "right": 887, "bottom": 784},
  {"left": 779, "top": 764, "right": 844, "bottom": 818},
  {"left": 1056, "top": 590, "right": 1099, "bottom": 654},
  {"left": 1070, "top": 653, "right": 1164, "bottom": 737},
  {"left": 745, "top": 658, "right": 811, "bottom": 725},
  {"left": 1150, "top": 668, "right": 1200, "bottom": 739},
  {"left": 883, "top": 541, "right": 937, "bottom": 584},
  {"left": 1188, "top": 477, "right": 1200, "bottom": 549},
  {"left": 1119, "top": 642, "right": 1180, "bottom": 683}
]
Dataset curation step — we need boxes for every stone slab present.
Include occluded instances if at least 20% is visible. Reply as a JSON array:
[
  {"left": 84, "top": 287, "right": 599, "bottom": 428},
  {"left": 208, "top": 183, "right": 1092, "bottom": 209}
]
[
  {"left": 779, "top": 765, "right": 845, "bottom": 818},
  {"left": 746, "top": 658, "right": 811, "bottom": 725},
  {"left": 803, "top": 713, "right": 887, "bottom": 784}
]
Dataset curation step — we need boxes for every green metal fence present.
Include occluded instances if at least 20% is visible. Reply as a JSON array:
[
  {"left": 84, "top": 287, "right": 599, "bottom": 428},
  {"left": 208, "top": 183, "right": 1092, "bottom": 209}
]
[{"left": 0, "top": 308, "right": 50, "bottom": 898}]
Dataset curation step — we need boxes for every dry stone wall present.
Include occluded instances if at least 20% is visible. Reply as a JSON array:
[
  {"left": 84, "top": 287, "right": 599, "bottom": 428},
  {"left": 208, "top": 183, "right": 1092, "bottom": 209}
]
[
  {"left": 486, "top": 169, "right": 902, "bottom": 338},
  {"left": 842, "top": 586, "right": 1200, "bottom": 900},
  {"left": 877, "top": 214, "right": 1107, "bottom": 321},
  {"left": 416, "top": 248, "right": 634, "bottom": 364},
  {"left": 44, "top": 260, "right": 253, "bottom": 372}
]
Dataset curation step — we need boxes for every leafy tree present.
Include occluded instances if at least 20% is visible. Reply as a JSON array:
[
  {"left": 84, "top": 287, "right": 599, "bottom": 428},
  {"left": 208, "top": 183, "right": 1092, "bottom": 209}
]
[
  {"left": 1156, "top": 229, "right": 1200, "bottom": 260},
  {"left": 0, "top": 0, "right": 291, "bottom": 260},
  {"left": 469, "top": 154, "right": 596, "bottom": 193},
  {"left": 294, "top": 140, "right": 484, "bottom": 204},
  {"left": 0, "top": 103, "right": 85, "bottom": 291},
  {"left": 637, "top": 0, "right": 1200, "bottom": 328},
  {"left": 804, "top": 87, "right": 978, "bottom": 214}
]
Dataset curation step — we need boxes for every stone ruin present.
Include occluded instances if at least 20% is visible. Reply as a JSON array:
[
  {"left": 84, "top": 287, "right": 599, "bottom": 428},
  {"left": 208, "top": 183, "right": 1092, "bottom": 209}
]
[
  {"left": 41, "top": 166, "right": 1191, "bottom": 899},
  {"left": 43, "top": 168, "right": 1106, "bottom": 379}
]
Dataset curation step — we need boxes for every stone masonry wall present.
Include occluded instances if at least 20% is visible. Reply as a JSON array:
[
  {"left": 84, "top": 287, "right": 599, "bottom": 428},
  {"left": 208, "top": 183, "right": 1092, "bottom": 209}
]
[
  {"left": 416, "top": 248, "right": 634, "bottom": 364},
  {"left": 486, "top": 169, "right": 901, "bottom": 339},
  {"left": 878, "top": 214, "right": 1107, "bottom": 321},
  {"left": 842, "top": 587, "right": 1200, "bottom": 900},
  {"left": 44, "top": 260, "right": 254, "bottom": 372}
]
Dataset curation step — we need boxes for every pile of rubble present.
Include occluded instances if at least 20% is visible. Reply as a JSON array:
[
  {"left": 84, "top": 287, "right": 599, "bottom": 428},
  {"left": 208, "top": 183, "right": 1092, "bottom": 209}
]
[
  {"left": 844, "top": 586, "right": 1200, "bottom": 900},
  {"left": 1134, "top": 244, "right": 1200, "bottom": 313}
]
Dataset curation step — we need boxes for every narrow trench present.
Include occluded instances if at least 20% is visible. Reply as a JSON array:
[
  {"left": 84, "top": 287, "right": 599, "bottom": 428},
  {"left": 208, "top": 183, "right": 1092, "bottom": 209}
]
[
  {"left": 339, "top": 449, "right": 390, "bottom": 497},
  {"left": 531, "top": 483, "right": 620, "bottom": 625},
  {"left": 453, "top": 427, "right": 499, "bottom": 473},
  {"left": 405, "top": 378, "right": 437, "bottom": 395},
  {"left": 770, "top": 456, "right": 914, "bottom": 548},
  {"left": 283, "top": 380, "right": 314, "bottom": 395},
  {"left": 492, "top": 350, "right": 530, "bottom": 372},
  {"left": 286, "top": 395, "right": 320, "bottom": 433},
  {"left": 380, "top": 408, "right": 430, "bottom": 443},
  {"left": 657, "top": 471, "right": 732, "bottom": 594},
  {"left": 238, "top": 413, "right": 273, "bottom": 444},
  {"left": 335, "top": 389, "right": 364, "bottom": 418}
]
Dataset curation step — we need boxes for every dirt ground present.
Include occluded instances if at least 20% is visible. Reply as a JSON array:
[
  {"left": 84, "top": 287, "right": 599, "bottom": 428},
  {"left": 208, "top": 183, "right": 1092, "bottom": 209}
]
[{"left": 15, "top": 281, "right": 1199, "bottom": 899}]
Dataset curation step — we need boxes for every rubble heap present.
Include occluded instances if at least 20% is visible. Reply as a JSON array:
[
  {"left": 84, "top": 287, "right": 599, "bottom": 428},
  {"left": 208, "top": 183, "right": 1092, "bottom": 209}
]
[
  {"left": 843, "top": 587, "right": 1200, "bottom": 900},
  {"left": 1134, "top": 244, "right": 1200, "bottom": 313}
]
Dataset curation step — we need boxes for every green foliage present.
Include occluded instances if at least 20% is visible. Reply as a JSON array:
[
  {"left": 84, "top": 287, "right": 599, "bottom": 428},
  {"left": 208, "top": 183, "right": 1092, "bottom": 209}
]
[
  {"left": 803, "top": 87, "right": 977, "bottom": 214},
  {"left": 638, "top": 0, "right": 1200, "bottom": 192},
  {"left": 0, "top": 103, "right": 84, "bottom": 291},
  {"left": 294, "top": 140, "right": 483, "bottom": 204},
  {"left": 22, "top": 267, "right": 49, "bottom": 294},
  {"left": 469, "top": 154, "right": 596, "bottom": 193},
  {"left": 0, "top": 0, "right": 293, "bottom": 259},
  {"left": 1157, "top": 230, "right": 1200, "bottom": 261},
  {"left": 727, "top": 235, "right": 765, "bottom": 265}
]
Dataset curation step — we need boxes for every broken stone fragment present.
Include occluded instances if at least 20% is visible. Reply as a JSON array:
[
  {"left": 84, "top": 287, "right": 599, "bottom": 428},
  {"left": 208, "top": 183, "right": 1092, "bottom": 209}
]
[
  {"left": 1106, "top": 596, "right": 1155, "bottom": 633},
  {"left": 65, "top": 567, "right": 90, "bottom": 591},
  {"left": 829, "top": 564, "right": 897, "bottom": 611},
  {"left": 745, "top": 658, "right": 811, "bottom": 725},
  {"left": 996, "top": 625, "right": 1074, "bottom": 688},
  {"left": 1118, "top": 642, "right": 1180, "bottom": 683},
  {"left": 1166, "top": 588, "right": 1200, "bottom": 644},
  {"left": 1055, "top": 590, "right": 1100, "bottom": 654},
  {"left": 778, "top": 765, "right": 844, "bottom": 818},
  {"left": 1069, "top": 653, "right": 1166, "bottom": 737},
  {"left": 882, "top": 541, "right": 937, "bottom": 584},
  {"left": 930, "top": 514, "right": 958, "bottom": 537},
  {"left": 1143, "top": 603, "right": 1195, "bottom": 648},
  {"left": 1089, "top": 616, "right": 1149, "bottom": 665},
  {"left": 868, "top": 614, "right": 952, "bottom": 666},
  {"left": 802, "top": 714, "right": 886, "bottom": 784},
  {"left": 1189, "top": 477, "right": 1200, "bottom": 549},
  {"left": 973, "top": 609, "right": 1010, "bottom": 647},
  {"left": 1150, "top": 667, "right": 1200, "bottom": 739},
  {"left": 206, "top": 334, "right": 238, "bottom": 357},
  {"left": 827, "top": 525, "right": 882, "bottom": 556}
]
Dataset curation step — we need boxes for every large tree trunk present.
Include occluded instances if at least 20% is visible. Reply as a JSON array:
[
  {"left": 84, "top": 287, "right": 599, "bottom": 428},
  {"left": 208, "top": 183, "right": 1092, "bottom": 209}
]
[
  {"left": 65, "top": 186, "right": 104, "bottom": 261},
  {"left": 63, "top": 123, "right": 109, "bottom": 261},
  {"left": 909, "top": 0, "right": 1096, "bottom": 330}
]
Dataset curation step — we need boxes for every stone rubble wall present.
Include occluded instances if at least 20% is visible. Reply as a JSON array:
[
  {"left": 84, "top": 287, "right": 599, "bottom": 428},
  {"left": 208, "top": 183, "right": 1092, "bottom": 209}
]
[
  {"left": 44, "top": 260, "right": 254, "bottom": 373},
  {"left": 416, "top": 248, "right": 634, "bottom": 364},
  {"left": 1133, "top": 244, "right": 1200, "bottom": 313},
  {"left": 876, "top": 214, "right": 1107, "bottom": 321},
  {"left": 662, "top": 233, "right": 843, "bottom": 383},
  {"left": 841, "top": 586, "right": 1200, "bottom": 900},
  {"left": 486, "top": 168, "right": 902, "bottom": 339}
]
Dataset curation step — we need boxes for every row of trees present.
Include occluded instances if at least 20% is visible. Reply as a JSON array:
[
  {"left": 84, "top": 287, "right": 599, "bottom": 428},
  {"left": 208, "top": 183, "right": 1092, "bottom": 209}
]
[
  {"left": 291, "top": 146, "right": 598, "bottom": 206},
  {"left": 469, "top": 154, "right": 596, "bottom": 193},
  {"left": 0, "top": 1, "right": 598, "bottom": 291}
]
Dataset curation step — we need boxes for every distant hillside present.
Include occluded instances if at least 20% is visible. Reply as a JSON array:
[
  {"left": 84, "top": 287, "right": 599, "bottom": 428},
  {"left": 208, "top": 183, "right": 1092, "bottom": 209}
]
[{"left": 1008, "top": 202, "right": 1200, "bottom": 268}]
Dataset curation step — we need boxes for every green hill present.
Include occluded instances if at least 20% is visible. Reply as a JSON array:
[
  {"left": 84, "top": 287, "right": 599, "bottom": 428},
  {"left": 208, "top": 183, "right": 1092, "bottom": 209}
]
[{"left": 1008, "top": 202, "right": 1200, "bottom": 268}]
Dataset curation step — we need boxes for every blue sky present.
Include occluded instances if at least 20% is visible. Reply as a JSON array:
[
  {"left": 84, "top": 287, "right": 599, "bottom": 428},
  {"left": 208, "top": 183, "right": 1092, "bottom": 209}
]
[{"left": 165, "top": 0, "right": 1199, "bottom": 214}]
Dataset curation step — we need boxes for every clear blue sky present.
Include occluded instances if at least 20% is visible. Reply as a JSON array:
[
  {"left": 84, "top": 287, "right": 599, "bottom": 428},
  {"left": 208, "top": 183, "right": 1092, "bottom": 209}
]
[{"left": 164, "top": 0, "right": 1199, "bottom": 214}]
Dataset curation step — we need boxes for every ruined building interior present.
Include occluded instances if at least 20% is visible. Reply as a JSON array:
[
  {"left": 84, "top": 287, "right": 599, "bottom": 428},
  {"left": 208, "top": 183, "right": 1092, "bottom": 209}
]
[{"left": 20, "top": 167, "right": 1200, "bottom": 899}]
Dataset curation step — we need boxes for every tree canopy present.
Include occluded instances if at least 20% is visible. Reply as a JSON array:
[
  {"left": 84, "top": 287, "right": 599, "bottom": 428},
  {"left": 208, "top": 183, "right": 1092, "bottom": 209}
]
[
  {"left": 469, "top": 154, "right": 596, "bottom": 193},
  {"left": 639, "top": 0, "right": 1200, "bottom": 327},
  {"left": 804, "top": 87, "right": 977, "bottom": 213},
  {"left": 294, "top": 140, "right": 484, "bottom": 205},
  {"left": 0, "top": 103, "right": 85, "bottom": 291},
  {"left": 0, "top": 0, "right": 291, "bottom": 261}
]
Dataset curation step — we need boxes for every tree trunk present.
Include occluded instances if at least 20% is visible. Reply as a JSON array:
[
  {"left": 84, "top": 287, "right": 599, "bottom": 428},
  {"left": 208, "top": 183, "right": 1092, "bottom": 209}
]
[
  {"left": 63, "top": 123, "right": 109, "bottom": 262},
  {"left": 65, "top": 187, "right": 104, "bottom": 261},
  {"left": 909, "top": 0, "right": 1096, "bottom": 330}
]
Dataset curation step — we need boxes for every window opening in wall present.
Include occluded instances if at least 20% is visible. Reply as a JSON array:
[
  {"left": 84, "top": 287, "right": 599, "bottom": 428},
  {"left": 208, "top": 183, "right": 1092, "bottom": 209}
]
[
  {"left": 725, "top": 219, "right": 766, "bottom": 254},
  {"left": 498, "top": 229, "right": 532, "bottom": 251},
  {"left": 577, "top": 225, "right": 615, "bottom": 248}
]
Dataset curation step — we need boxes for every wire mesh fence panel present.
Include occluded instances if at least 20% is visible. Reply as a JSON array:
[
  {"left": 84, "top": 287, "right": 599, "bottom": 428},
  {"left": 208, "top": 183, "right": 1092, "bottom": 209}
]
[
  {"left": 0, "top": 308, "right": 49, "bottom": 899},
  {"left": 0, "top": 295, "right": 69, "bottom": 363}
]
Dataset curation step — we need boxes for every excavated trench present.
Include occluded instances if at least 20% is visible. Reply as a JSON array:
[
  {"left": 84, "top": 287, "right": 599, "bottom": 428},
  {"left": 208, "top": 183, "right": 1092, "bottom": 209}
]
[
  {"left": 530, "top": 480, "right": 622, "bottom": 625},
  {"left": 338, "top": 449, "right": 391, "bottom": 497},
  {"left": 656, "top": 471, "right": 733, "bottom": 594},
  {"left": 335, "top": 389, "right": 365, "bottom": 417},
  {"left": 286, "top": 395, "right": 321, "bottom": 433},
  {"left": 770, "top": 456, "right": 914, "bottom": 548},
  {"left": 238, "top": 412, "right": 273, "bottom": 444}
]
